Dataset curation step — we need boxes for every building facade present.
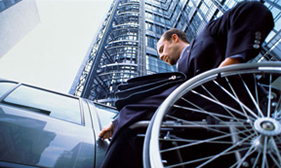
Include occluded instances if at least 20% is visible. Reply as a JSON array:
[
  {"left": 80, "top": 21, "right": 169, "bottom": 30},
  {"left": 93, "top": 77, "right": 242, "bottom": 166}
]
[
  {"left": 0, "top": 0, "right": 40, "bottom": 59},
  {"left": 70, "top": 0, "right": 281, "bottom": 107}
]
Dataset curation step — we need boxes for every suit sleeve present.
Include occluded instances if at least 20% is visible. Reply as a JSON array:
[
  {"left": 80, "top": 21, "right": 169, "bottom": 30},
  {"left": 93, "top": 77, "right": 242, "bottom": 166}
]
[{"left": 208, "top": 2, "right": 274, "bottom": 62}]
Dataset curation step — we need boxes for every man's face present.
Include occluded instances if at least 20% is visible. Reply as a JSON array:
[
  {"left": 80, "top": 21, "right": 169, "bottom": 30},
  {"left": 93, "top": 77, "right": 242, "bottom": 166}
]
[{"left": 157, "top": 35, "right": 181, "bottom": 65}]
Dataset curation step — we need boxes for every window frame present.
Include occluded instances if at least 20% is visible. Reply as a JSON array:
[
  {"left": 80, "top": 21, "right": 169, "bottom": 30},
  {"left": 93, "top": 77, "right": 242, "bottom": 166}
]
[{"left": 0, "top": 81, "right": 85, "bottom": 125}]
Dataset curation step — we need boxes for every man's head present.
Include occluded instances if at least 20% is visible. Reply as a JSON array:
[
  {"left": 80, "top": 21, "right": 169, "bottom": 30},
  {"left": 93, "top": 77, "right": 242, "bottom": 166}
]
[{"left": 157, "top": 28, "right": 189, "bottom": 65}]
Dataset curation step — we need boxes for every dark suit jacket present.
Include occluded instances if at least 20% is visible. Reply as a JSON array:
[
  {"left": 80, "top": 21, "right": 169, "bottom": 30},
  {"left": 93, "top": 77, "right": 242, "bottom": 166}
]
[{"left": 178, "top": 1, "right": 274, "bottom": 80}]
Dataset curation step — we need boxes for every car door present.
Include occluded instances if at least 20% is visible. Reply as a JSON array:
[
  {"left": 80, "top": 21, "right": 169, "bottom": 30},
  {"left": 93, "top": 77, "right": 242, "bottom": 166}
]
[{"left": 0, "top": 81, "right": 97, "bottom": 167}]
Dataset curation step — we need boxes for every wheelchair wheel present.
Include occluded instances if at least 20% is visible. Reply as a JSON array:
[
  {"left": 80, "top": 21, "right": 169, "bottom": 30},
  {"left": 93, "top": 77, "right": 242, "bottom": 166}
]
[{"left": 143, "top": 62, "right": 281, "bottom": 168}]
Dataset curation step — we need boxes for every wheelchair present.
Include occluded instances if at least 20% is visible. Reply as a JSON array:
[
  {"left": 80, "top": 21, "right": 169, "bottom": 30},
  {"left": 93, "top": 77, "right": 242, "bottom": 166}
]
[{"left": 142, "top": 62, "right": 281, "bottom": 168}]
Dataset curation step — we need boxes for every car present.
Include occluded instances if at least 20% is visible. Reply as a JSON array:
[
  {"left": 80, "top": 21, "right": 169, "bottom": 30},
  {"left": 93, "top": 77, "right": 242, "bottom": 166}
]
[{"left": 0, "top": 79, "right": 118, "bottom": 168}]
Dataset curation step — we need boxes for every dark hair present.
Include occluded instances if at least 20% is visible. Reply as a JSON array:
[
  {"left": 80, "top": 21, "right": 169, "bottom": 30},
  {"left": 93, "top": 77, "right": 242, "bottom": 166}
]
[{"left": 163, "top": 28, "right": 189, "bottom": 43}]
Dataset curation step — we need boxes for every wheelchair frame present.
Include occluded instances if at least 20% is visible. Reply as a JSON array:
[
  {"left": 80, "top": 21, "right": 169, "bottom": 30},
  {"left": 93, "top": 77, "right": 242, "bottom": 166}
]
[{"left": 142, "top": 62, "right": 281, "bottom": 168}]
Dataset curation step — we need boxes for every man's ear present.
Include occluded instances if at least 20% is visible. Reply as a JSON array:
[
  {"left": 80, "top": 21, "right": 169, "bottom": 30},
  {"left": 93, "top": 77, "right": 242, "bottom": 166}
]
[{"left": 172, "top": 34, "right": 179, "bottom": 42}]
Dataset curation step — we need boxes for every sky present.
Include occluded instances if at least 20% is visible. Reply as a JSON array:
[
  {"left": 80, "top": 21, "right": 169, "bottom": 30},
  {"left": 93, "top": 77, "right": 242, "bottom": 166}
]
[{"left": 0, "top": 0, "right": 113, "bottom": 93}]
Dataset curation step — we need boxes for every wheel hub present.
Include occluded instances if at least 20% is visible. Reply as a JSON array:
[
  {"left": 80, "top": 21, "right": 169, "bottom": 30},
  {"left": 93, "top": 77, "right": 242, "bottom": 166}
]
[{"left": 254, "top": 118, "right": 281, "bottom": 136}]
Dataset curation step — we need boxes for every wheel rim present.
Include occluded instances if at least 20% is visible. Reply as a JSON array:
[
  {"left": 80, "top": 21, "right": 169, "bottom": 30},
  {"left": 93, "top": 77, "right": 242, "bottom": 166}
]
[{"left": 146, "top": 63, "right": 281, "bottom": 168}]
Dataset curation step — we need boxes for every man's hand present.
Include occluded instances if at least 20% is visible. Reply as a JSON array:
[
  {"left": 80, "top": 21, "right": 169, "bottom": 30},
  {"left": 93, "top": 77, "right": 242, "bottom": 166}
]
[
  {"left": 99, "top": 123, "right": 114, "bottom": 141},
  {"left": 219, "top": 57, "right": 242, "bottom": 67}
]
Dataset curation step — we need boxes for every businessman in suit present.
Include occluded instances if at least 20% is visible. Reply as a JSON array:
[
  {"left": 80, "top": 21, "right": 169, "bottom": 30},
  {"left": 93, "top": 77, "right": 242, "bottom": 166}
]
[
  {"left": 99, "top": 2, "right": 274, "bottom": 168},
  {"left": 158, "top": 2, "right": 274, "bottom": 80}
]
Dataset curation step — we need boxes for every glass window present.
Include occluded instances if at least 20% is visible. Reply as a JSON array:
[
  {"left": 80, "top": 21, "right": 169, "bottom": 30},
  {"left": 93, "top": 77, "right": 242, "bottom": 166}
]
[
  {"left": 146, "top": 36, "right": 155, "bottom": 48},
  {"left": 155, "top": 25, "right": 165, "bottom": 35},
  {"left": 0, "top": 0, "right": 21, "bottom": 12},
  {"left": 199, "top": 2, "right": 208, "bottom": 16},
  {"left": 146, "top": 22, "right": 153, "bottom": 31},
  {"left": 145, "top": 12, "right": 153, "bottom": 20},
  {"left": 4, "top": 85, "right": 82, "bottom": 124},
  {"left": 0, "top": 0, "right": 6, "bottom": 12},
  {"left": 147, "top": 55, "right": 157, "bottom": 72},
  {"left": 154, "top": 15, "right": 160, "bottom": 22},
  {"left": 0, "top": 82, "right": 16, "bottom": 98},
  {"left": 94, "top": 103, "right": 118, "bottom": 127}
]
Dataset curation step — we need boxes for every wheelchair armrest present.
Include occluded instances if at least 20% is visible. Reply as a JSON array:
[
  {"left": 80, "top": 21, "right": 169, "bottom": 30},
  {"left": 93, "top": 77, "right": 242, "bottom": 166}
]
[{"left": 129, "top": 120, "right": 150, "bottom": 129}]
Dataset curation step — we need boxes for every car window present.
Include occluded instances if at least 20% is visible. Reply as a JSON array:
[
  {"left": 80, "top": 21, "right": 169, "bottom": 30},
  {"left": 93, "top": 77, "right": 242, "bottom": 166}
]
[
  {"left": 94, "top": 103, "right": 118, "bottom": 127},
  {"left": 0, "top": 82, "right": 17, "bottom": 97},
  {"left": 3, "top": 85, "right": 82, "bottom": 124}
]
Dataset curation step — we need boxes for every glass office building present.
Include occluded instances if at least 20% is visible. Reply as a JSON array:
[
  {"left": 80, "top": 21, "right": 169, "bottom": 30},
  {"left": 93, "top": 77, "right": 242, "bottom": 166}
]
[
  {"left": 0, "top": 0, "right": 40, "bottom": 59},
  {"left": 70, "top": 0, "right": 281, "bottom": 107}
]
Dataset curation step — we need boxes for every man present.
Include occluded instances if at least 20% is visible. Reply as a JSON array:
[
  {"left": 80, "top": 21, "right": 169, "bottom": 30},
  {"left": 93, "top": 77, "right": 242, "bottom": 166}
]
[
  {"left": 99, "top": 1, "right": 274, "bottom": 168},
  {"left": 157, "top": 28, "right": 241, "bottom": 70}
]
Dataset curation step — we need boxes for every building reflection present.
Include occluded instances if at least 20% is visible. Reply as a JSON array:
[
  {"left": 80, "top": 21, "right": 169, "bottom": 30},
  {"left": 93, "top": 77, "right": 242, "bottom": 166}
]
[
  {"left": 54, "top": 142, "right": 95, "bottom": 168},
  {"left": 0, "top": 107, "right": 56, "bottom": 165}
]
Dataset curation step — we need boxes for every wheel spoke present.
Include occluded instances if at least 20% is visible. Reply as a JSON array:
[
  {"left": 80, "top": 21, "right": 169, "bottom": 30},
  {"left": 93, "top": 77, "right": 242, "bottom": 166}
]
[
  {"left": 201, "top": 84, "right": 238, "bottom": 120},
  {"left": 165, "top": 147, "right": 250, "bottom": 168},
  {"left": 267, "top": 74, "right": 272, "bottom": 118},
  {"left": 160, "top": 128, "right": 254, "bottom": 153},
  {"left": 253, "top": 74, "right": 261, "bottom": 113},
  {"left": 225, "top": 76, "right": 259, "bottom": 136},
  {"left": 212, "top": 79, "right": 259, "bottom": 120},
  {"left": 273, "top": 98, "right": 281, "bottom": 119},
  {"left": 191, "top": 89, "right": 257, "bottom": 122},
  {"left": 174, "top": 98, "right": 255, "bottom": 138},
  {"left": 178, "top": 97, "right": 248, "bottom": 123},
  {"left": 196, "top": 133, "right": 256, "bottom": 167},
  {"left": 239, "top": 74, "right": 265, "bottom": 118},
  {"left": 173, "top": 103, "right": 246, "bottom": 123},
  {"left": 234, "top": 144, "right": 257, "bottom": 167},
  {"left": 268, "top": 152, "right": 281, "bottom": 167},
  {"left": 262, "top": 136, "right": 269, "bottom": 168},
  {"left": 166, "top": 114, "right": 232, "bottom": 135},
  {"left": 217, "top": 77, "right": 258, "bottom": 122},
  {"left": 159, "top": 137, "right": 251, "bottom": 145},
  {"left": 176, "top": 96, "right": 254, "bottom": 137},
  {"left": 269, "top": 136, "right": 281, "bottom": 164},
  {"left": 252, "top": 151, "right": 262, "bottom": 167}
]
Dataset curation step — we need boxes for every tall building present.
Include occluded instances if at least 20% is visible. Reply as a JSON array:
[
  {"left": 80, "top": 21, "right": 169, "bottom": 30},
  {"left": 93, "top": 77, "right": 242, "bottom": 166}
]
[
  {"left": 0, "top": 0, "right": 40, "bottom": 59},
  {"left": 70, "top": 0, "right": 281, "bottom": 107}
]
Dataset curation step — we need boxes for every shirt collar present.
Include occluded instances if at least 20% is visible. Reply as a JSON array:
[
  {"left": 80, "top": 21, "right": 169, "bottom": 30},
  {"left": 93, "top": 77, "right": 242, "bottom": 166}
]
[
  {"left": 180, "top": 45, "right": 190, "bottom": 59},
  {"left": 176, "top": 45, "right": 190, "bottom": 69}
]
